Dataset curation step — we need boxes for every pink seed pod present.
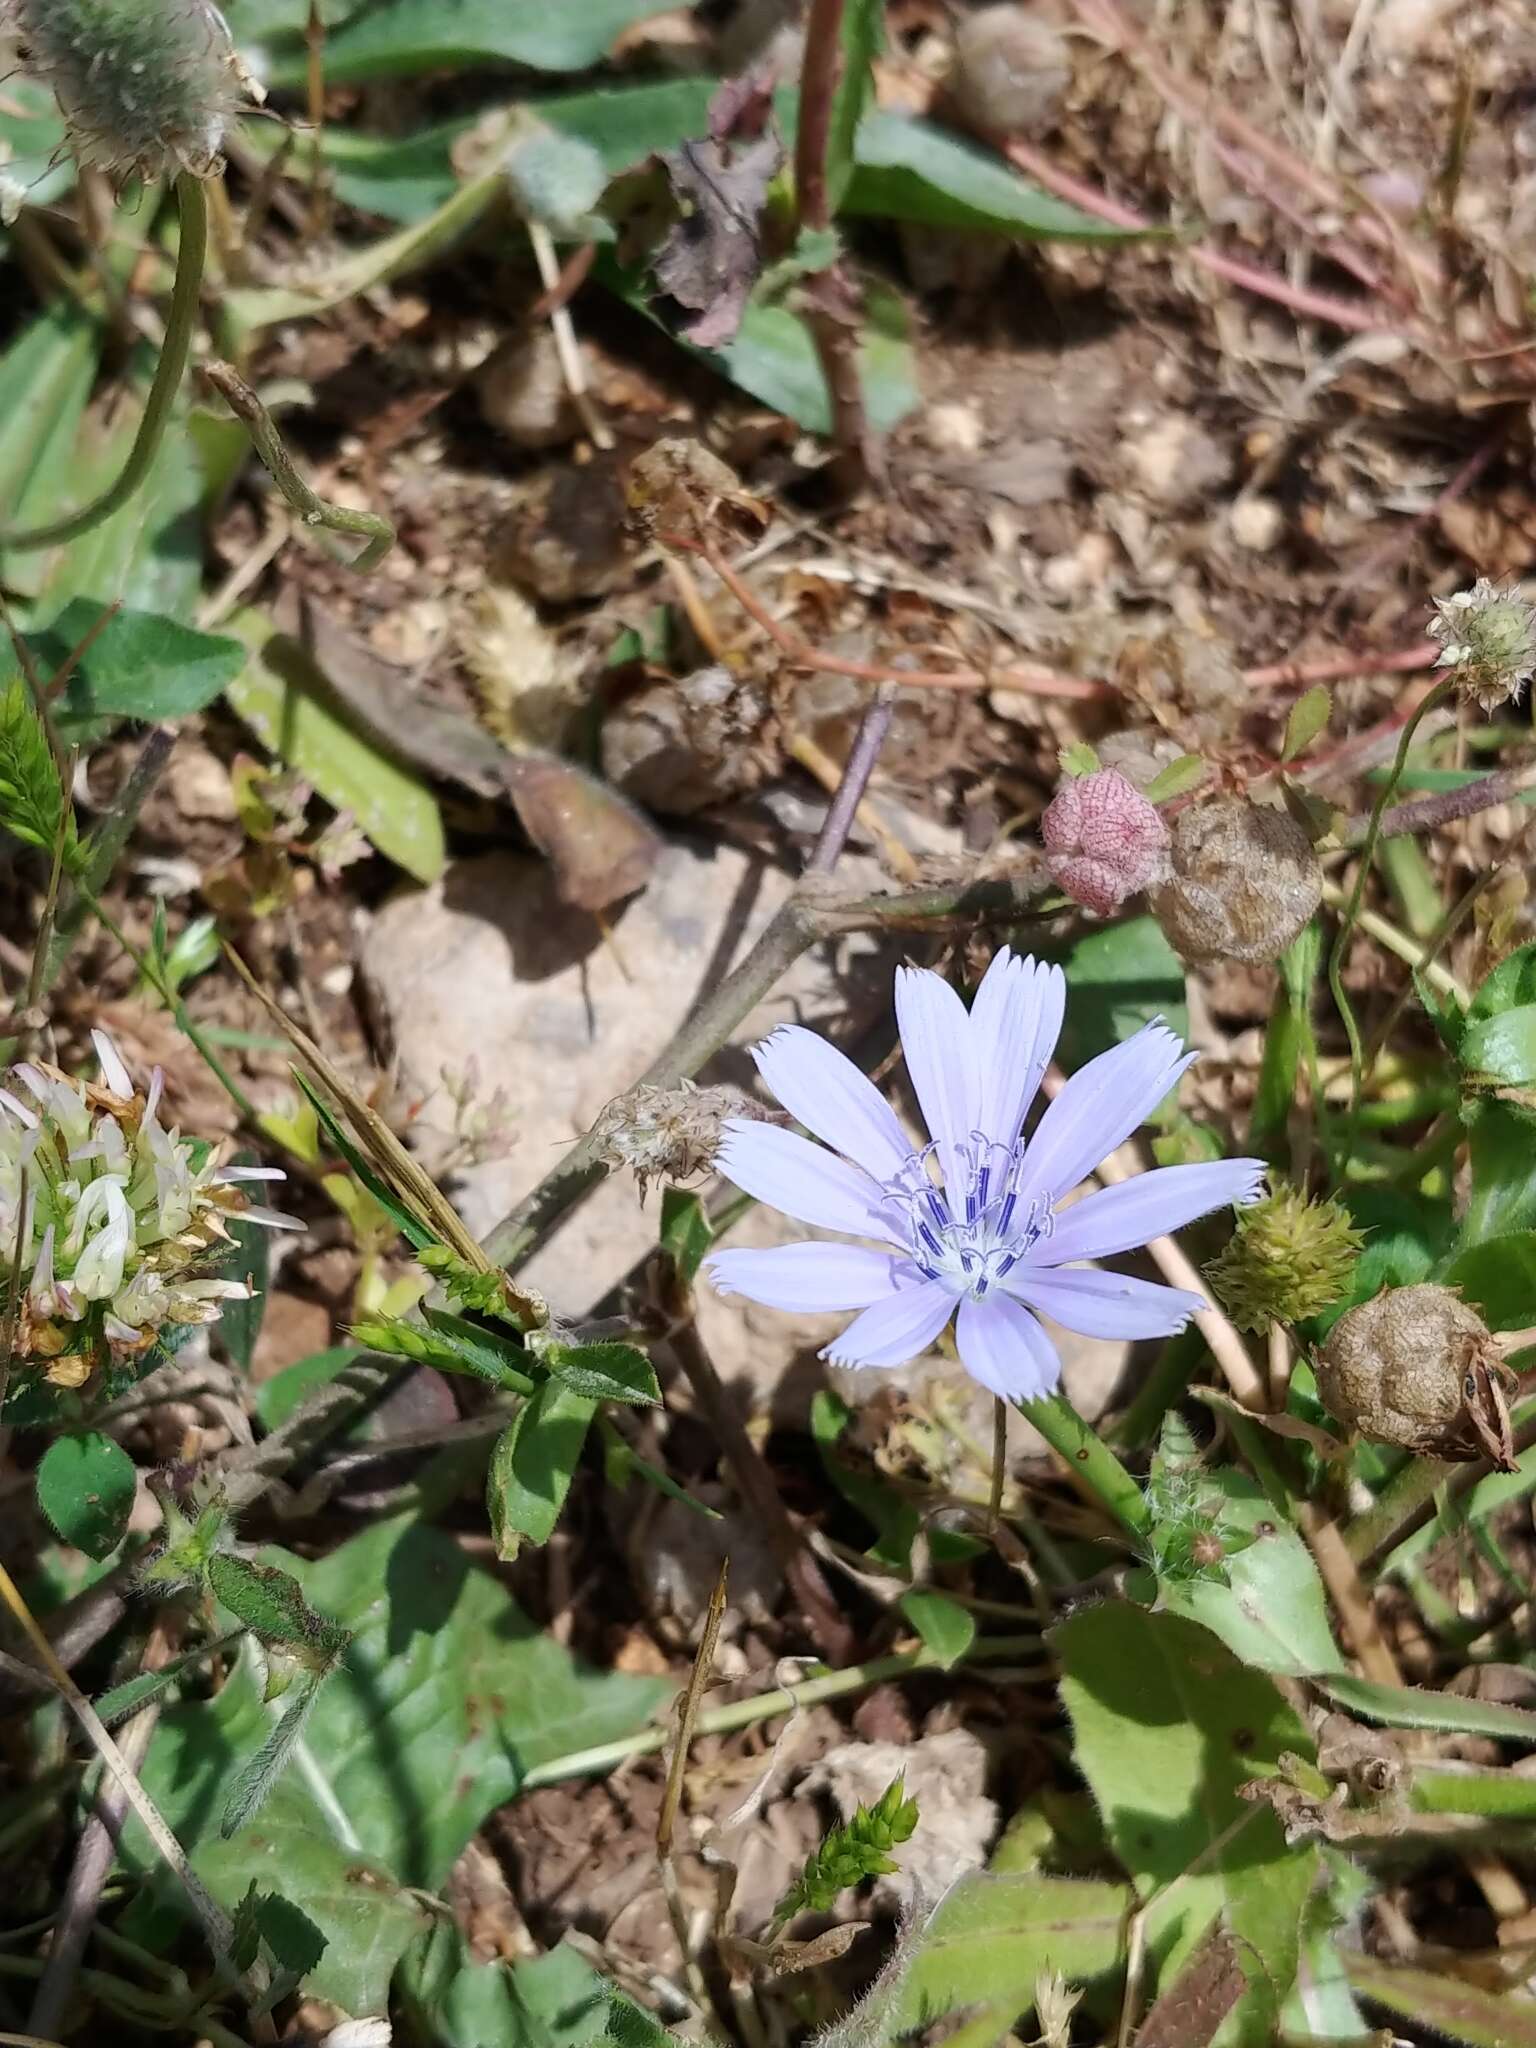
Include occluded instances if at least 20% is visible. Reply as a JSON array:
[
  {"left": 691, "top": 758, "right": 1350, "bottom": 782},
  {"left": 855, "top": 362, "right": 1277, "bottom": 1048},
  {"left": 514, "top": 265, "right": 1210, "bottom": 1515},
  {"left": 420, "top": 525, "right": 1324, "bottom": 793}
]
[{"left": 1041, "top": 768, "right": 1171, "bottom": 916}]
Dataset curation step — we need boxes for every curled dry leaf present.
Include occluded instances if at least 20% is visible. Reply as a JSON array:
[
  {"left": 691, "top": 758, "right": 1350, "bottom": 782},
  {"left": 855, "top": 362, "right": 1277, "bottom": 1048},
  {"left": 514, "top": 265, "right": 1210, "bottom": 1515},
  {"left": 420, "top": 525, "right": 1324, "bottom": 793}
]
[{"left": 652, "top": 71, "right": 785, "bottom": 349}]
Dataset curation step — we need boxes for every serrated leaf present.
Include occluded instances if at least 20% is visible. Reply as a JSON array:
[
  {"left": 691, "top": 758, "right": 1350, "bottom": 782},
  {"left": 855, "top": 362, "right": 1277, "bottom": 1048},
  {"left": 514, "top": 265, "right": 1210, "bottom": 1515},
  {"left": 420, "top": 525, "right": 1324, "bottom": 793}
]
[
  {"left": 659, "top": 1186, "right": 713, "bottom": 1284},
  {"left": 225, "top": 607, "right": 446, "bottom": 884},
  {"left": 1281, "top": 684, "right": 1332, "bottom": 762},
  {"left": 252, "top": 1889, "right": 327, "bottom": 1976},
  {"left": 898, "top": 1589, "right": 975, "bottom": 1670},
  {"left": 35, "top": 1432, "right": 136, "bottom": 1561},
  {"left": 488, "top": 1382, "right": 596, "bottom": 1559},
  {"left": 1056, "top": 1602, "right": 1319, "bottom": 2043},
  {"left": 534, "top": 1336, "right": 660, "bottom": 1406},
  {"left": 129, "top": 1517, "right": 670, "bottom": 2012},
  {"left": 1142, "top": 753, "right": 1208, "bottom": 802}
]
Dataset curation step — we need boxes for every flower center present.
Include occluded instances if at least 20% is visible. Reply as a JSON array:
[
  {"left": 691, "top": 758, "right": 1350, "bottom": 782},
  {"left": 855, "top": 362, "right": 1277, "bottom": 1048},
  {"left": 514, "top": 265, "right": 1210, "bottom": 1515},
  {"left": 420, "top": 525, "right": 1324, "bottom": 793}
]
[{"left": 882, "top": 1138, "right": 1052, "bottom": 1299}]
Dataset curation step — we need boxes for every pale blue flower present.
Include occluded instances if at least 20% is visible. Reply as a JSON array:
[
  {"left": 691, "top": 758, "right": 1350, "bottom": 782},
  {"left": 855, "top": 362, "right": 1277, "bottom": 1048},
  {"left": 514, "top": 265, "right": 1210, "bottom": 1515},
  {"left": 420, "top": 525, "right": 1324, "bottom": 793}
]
[{"left": 706, "top": 949, "right": 1263, "bottom": 1403}]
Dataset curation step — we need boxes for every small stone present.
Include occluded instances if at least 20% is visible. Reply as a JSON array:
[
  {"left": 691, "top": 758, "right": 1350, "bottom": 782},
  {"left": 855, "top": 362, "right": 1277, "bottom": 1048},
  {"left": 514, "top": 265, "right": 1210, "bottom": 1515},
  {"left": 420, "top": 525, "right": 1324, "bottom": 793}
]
[
  {"left": 949, "top": 5, "right": 1072, "bottom": 138},
  {"left": 920, "top": 400, "right": 987, "bottom": 455},
  {"left": 1229, "top": 494, "right": 1284, "bottom": 552},
  {"left": 168, "top": 745, "right": 237, "bottom": 822},
  {"left": 1121, "top": 415, "right": 1233, "bottom": 511},
  {"left": 477, "top": 330, "right": 579, "bottom": 450}
]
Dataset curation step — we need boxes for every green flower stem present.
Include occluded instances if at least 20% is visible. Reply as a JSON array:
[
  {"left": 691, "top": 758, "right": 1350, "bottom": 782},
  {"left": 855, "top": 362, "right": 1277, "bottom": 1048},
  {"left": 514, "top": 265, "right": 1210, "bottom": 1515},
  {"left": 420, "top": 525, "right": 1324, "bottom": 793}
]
[
  {"left": 520, "top": 1647, "right": 942, "bottom": 1788},
  {"left": 1016, "top": 1393, "right": 1151, "bottom": 1540},
  {"left": 82, "top": 891, "right": 255, "bottom": 1122},
  {"left": 1411, "top": 1766, "right": 1536, "bottom": 1821},
  {"left": 1345, "top": 1457, "right": 1453, "bottom": 1566},
  {"left": 203, "top": 359, "right": 394, "bottom": 571},
  {"left": 1325, "top": 676, "right": 1455, "bottom": 1141},
  {"left": 0, "top": 174, "right": 208, "bottom": 553}
]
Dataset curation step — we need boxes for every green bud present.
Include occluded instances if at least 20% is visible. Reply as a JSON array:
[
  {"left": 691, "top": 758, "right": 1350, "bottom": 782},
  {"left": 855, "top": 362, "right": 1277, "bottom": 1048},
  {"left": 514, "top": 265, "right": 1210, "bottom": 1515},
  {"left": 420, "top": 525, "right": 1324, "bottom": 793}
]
[
  {"left": 1206, "top": 1185, "right": 1362, "bottom": 1333},
  {"left": 11, "top": 0, "right": 250, "bottom": 181}
]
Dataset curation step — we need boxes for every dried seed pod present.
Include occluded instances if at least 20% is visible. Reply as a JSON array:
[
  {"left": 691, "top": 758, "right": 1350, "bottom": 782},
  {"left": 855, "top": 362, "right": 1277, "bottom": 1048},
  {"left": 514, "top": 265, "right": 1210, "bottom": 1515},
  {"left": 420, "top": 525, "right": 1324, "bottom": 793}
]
[
  {"left": 1041, "top": 767, "right": 1169, "bottom": 916},
  {"left": 949, "top": 5, "right": 1072, "bottom": 139},
  {"left": 1315, "top": 1285, "right": 1516, "bottom": 1471},
  {"left": 1150, "top": 796, "right": 1321, "bottom": 965},
  {"left": 602, "top": 663, "right": 775, "bottom": 816}
]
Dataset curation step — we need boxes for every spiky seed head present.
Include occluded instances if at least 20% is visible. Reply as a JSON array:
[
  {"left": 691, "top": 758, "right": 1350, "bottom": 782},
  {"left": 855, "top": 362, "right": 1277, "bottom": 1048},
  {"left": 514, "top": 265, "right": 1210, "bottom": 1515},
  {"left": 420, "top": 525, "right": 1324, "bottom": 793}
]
[{"left": 1207, "top": 1186, "right": 1362, "bottom": 1333}]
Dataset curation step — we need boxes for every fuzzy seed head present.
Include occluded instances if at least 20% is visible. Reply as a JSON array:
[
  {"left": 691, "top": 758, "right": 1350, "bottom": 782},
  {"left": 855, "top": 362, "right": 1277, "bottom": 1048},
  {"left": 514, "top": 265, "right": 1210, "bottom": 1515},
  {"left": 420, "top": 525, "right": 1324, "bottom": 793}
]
[
  {"left": 1206, "top": 1186, "right": 1361, "bottom": 1333},
  {"left": 1428, "top": 577, "right": 1536, "bottom": 713},
  {"left": 9, "top": 0, "right": 248, "bottom": 180},
  {"left": 1041, "top": 767, "right": 1170, "bottom": 916},
  {"left": 1315, "top": 1284, "right": 1505, "bottom": 1461},
  {"left": 590, "top": 1081, "right": 785, "bottom": 1199},
  {"left": 949, "top": 5, "right": 1072, "bottom": 139},
  {"left": 1150, "top": 795, "right": 1322, "bottom": 965}
]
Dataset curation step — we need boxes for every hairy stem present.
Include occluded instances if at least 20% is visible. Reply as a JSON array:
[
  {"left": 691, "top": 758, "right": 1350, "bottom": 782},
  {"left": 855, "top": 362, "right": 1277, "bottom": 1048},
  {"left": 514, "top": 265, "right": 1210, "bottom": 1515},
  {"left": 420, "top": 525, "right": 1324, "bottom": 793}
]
[{"left": 0, "top": 176, "right": 208, "bottom": 553}]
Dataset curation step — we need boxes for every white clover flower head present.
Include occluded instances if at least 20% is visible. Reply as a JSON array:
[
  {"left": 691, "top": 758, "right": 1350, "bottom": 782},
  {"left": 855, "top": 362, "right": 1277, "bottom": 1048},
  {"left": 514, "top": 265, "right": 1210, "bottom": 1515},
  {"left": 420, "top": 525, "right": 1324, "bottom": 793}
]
[
  {"left": 705, "top": 951, "right": 1264, "bottom": 1401},
  {"left": 1428, "top": 577, "right": 1536, "bottom": 713},
  {"left": 0, "top": 1030, "right": 298, "bottom": 1385}
]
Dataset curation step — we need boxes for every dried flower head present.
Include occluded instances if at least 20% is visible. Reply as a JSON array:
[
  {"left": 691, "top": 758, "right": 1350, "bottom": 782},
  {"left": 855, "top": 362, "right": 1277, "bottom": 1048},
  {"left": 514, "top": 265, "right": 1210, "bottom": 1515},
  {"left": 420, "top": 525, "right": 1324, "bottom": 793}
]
[
  {"left": 707, "top": 951, "right": 1263, "bottom": 1400},
  {"left": 1206, "top": 1186, "right": 1360, "bottom": 1333},
  {"left": 0, "top": 1031, "right": 296, "bottom": 1385},
  {"left": 591, "top": 1080, "right": 785, "bottom": 1199},
  {"left": 1316, "top": 1284, "right": 1516, "bottom": 1471},
  {"left": 8, "top": 0, "right": 251, "bottom": 181},
  {"left": 1150, "top": 796, "right": 1321, "bottom": 966},
  {"left": 949, "top": 5, "right": 1072, "bottom": 139},
  {"left": 1428, "top": 576, "right": 1536, "bottom": 713},
  {"left": 1041, "top": 767, "right": 1170, "bottom": 916}
]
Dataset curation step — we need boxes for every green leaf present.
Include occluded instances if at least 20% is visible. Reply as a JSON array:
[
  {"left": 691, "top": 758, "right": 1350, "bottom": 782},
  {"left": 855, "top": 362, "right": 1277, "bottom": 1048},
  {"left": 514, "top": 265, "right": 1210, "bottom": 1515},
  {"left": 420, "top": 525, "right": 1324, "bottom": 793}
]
[
  {"left": 714, "top": 279, "right": 918, "bottom": 437},
  {"left": 1141, "top": 753, "right": 1207, "bottom": 803},
  {"left": 1342, "top": 1956, "right": 1536, "bottom": 2048},
  {"left": 844, "top": 110, "right": 1138, "bottom": 240},
  {"left": 1463, "top": 1101, "right": 1536, "bottom": 1242},
  {"left": 1317, "top": 1673, "right": 1536, "bottom": 1743},
  {"left": 225, "top": 607, "right": 446, "bottom": 884},
  {"left": 488, "top": 1382, "right": 596, "bottom": 1559},
  {"left": 30, "top": 602, "right": 244, "bottom": 729},
  {"left": 827, "top": 0, "right": 884, "bottom": 212},
  {"left": 1460, "top": 1003, "right": 1536, "bottom": 1088},
  {"left": 1437, "top": 1230, "right": 1536, "bottom": 1330},
  {"left": 419, "top": 1306, "right": 534, "bottom": 1389},
  {"left": 532, "top": 1335, "right": 661, "bottom": 1406},
  {"left": 1467, "top": 937, "right": 1536, "bottom": 1024},
  {"left": 889, "top": 1871, "right": 1129, "bottom": 2042},
  {"left": 1252, "top": 921, "right": 1321, "bottom": 1164},
  {"left": 898, "top": 1589, "right": 976, "bottom": 1670},
  {"left": 1281, "top": 684, "right": 1332, "bottom": 762},
  {"left": 208, "top": 1554, "right": 349, "bottom": 1659},
  {"left": 278, "top": 0, "right": 671, "bottom": 82},
  {"left": 1154, "top": 1466, "right": 1345, "bottom": 1677},
  {"left": 659, "top": 1186, "right": 713, "bottom": 1284},
  {"left": 0, "top": 304, "right": 97, "bottom": 561},
  {"left": 1056, "top": 1602, "right": 1318, "bottom": 2043},
  {"left": 95, "top": 1629, "right": 247, "bottom": 1727},
  {"left": 295, "top": 1073, "right": 436, "bottom": 1253},
  {"left": 221, "top": 1674, "right": 324, "bottom": 1838},
  {"left": 1043, "top": 915, "right": 1188, "bottom": 1069},
  {"left": 129, "top": 1516, "right": 670, "bottom": 2012},
  {"left": 35, "top": 1433, "right": 136, "bottom": 1562},
  {"left": 255, "top": 1345, "right": 364, "bottom": 1430},
  {"left": 400, "top": 1922, "right": 660, "bottom": 2048}
]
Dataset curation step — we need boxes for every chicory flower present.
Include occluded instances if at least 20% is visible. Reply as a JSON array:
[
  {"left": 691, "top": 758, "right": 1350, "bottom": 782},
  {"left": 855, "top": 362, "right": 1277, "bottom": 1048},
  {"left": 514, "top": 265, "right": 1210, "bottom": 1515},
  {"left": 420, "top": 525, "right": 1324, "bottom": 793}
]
[{"left": 706, "top": 950, "right": 1262, "bottom": 1403}]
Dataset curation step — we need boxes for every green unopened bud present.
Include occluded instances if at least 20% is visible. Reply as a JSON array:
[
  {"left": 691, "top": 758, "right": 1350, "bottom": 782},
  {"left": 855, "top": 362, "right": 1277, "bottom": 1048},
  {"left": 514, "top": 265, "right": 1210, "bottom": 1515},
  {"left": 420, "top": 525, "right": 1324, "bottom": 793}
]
[
  {"left": 1206, "top": 1186, "right": 1361, "bottom": 1332},
  {"left": 10, "top": 0, "right": 252, "bottom": 181}
]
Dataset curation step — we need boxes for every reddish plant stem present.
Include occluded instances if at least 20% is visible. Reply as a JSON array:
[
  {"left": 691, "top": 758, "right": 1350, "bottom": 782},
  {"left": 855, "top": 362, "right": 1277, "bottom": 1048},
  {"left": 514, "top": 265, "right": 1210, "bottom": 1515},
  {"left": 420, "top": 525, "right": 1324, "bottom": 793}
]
[
  {"left": 1243, "top": 642, "right": 1439, "bottom": 689},
  {"left": 795, "top": 0, "right": 843, "bottom": 239},
  {"left": 1003, "top": 136, "right": 1393, "bottom": 335}
]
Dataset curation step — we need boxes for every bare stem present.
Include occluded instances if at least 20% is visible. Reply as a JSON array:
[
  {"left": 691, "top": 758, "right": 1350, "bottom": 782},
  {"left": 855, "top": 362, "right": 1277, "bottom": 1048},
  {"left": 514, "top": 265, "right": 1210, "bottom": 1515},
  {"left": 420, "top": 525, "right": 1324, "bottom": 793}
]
[{"left": 807, "top": 681, "right": 898, "bottom": 873}]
